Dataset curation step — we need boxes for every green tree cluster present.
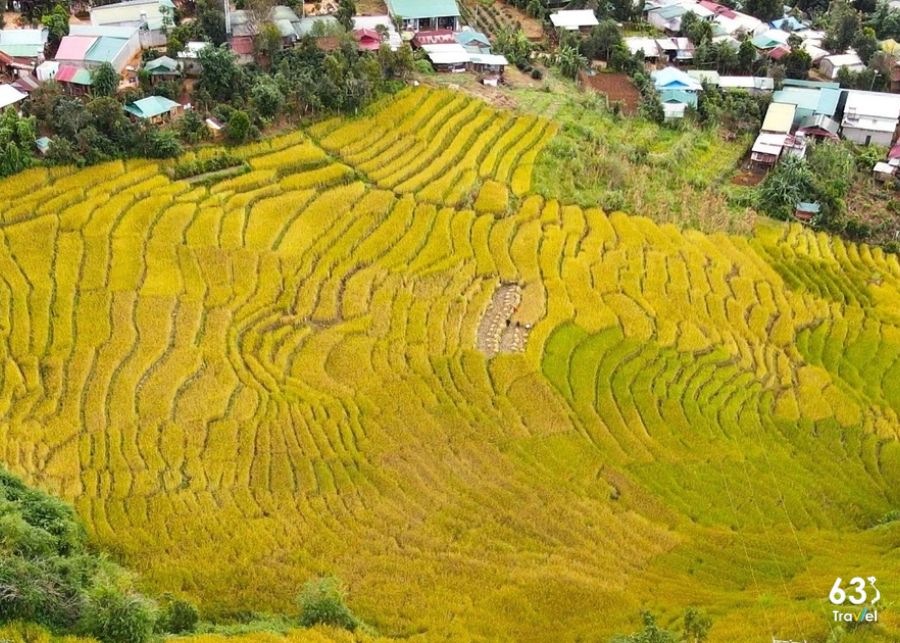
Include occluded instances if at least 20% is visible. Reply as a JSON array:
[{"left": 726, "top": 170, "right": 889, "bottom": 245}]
[
  {"left": 0, "top": 467, "right": 201, "bottom": 642},
  {"left": 0, "top": 108, "right": 37, "bottom": 177}
]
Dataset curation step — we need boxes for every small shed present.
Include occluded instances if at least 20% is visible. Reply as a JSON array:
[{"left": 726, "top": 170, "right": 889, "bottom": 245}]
[
  {"left": 794, "top": 201, "right": 820, "bottom": 222},
  {"left": 34, "top": 136, "right": 51, "bottom": 155},
  {"left": 205, "top": 116, "right": 224, "bottom": 139},
  {"left": 873, "top": 162, "right": 896, "bottom": 182},
  {"left": 751, "top": 132, "right": 787, "bottom": 167}
]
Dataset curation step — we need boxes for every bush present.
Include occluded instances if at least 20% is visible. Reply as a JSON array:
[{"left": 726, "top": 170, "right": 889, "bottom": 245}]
[
  {"left": 80, "top": 585, "right": 157, "bottom": 643},
  {"left": 296, "top": 576, "right": 358, "bottom": 631},
  {"left": 157, "top": 596, "right": 199, "bottom": 634},
  {"left": 530, "top": 68, "right": 543, "bottom": 80}
]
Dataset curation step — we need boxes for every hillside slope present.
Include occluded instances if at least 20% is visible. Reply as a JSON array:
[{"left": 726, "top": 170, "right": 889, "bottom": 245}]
[{"left": 0, "top": 87, "right": 897, "bottom": 641}]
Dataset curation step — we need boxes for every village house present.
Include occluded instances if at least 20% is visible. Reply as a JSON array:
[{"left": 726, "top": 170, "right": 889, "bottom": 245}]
[
  {"left": 387, "top": 0, "right": 461, "bottom": 32},
  {"left": 840, "top": 90, "right": 900, "bottom": 146},
  {"left": 549, "top": 10, "right": 599, "bottom": 33},
  {"left": 56, "top": 25, "right": 141, "bottom": 73},
  {"left": 770, "top": 85, "right": 841, "bottom": 128},
  {"left": 422, "top": 43, "right": 469, "bottom": 72},
  {"left": 176, "top": 41, "right": 210, "bottom": 76},
  {"left": 352, "top": 16, "right": 402, "bottom": 50},
  {"left": 455, "top": 29, "right": 492, "bottom": 54},
  {"left": 648, "top": 4, "right": 690, "bottom": 33},
  {"left": 652, "top": 66, "right": 702, "bottom": 120},
  {"left": 819, "top": 53, "right": 864, "bottom": 80},
  {"left": 90, "top": 0, "right": 175, "bottom": 48},
  {"left": 0, "top": 28, "right": 47, "bottom": 76},
  {"left": 353, "top": 29, "right": 383, "bottom": 51},
  {"left": 143, "top": 55, "right": 180, "bottom": 84},
  {"left": 124, "top": 95, "right": 183, "bottom": 123},
  {"left": 624, "top": 36, "right": 660, "bottom": 60}
]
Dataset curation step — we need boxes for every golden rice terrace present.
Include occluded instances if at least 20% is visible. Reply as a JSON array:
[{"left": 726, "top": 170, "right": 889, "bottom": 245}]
[{"left": 0, "top": 87, "right": 898, "bottom": 641}]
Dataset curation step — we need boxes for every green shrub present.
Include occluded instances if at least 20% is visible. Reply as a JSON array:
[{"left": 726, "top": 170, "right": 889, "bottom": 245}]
[
  {"left": 80, "top": 585, "right": 157, "bottom": 643},
  {"left": 296, "top": 576, "right": 358, "bottom": 631},
  {"left": 157, "top": 595, "right": 199, "bottom": 634}
]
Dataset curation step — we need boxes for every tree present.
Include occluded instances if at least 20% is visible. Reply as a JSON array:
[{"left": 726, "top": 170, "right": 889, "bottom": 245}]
[
  {"left": 582, "top": 19, "right": 622, "bottom": 61},
  {"left": 759, "top": 155, "right": 817, "bottom": 220},
  {"left": 141, "top": 127, "right": 182, "bottom": 158},
  {"left": 611, "top": 612, "right": 677, "bottom": 643},
  {"left": 335, "top": 0, "right": 355, "bottom": 30},
  {"left": 681, "top": 11, "right": 713, "bottom": 45},
  {"left": 683, "top": 608, "right": 712, "bottom": 643},
  {"left": 91, "top": 62, "right": 119, "bottom": 97},
  {"left": 783, "top": 35, "right": 812, "bottom": 79},
  {"left": 738, "top": 38, "right": 756, "bottom": 73},
  {"left": 493, "top": 28, "right": 532, "bottom": 66},
  {"left": 197, "top": 45, "right": 245, "bottom": 102},
  {"left": 176, "top": 109, "right": 209, "bottom": 144},
  {"left": 255, "top": 22, "right": 284, "bottom": 66},
  {"left": 296, "top": 576, "right": 358, "bottom": 631},
  {"left": 251, "top": 75, "right": 284, "bottom": 119},
  {"left": 852, "top": 26, "right": 878, "bottom": 64},
  {"left": 196, "top": 0, "right": 227, "bottom": 44},
  {"left": 41, "top": 4, "right": 69, "bottom": 55},
  {"left": 745, "top": 0, "right": 782, "bottom": 21},
  {"left": 225, "top": 109, "right": 252, "bottom": 143},
  {"left": 0, "top": 107, "right": 37, "bottom": 177},
  {"left": 824, "top": 0, "right": 861, "bottom": 52},
  {"left": 19, "top": 0, "right": 63, "bottom": 23},
  {"left": 557, "top": 45, "right": 588, "bottom": 79}
]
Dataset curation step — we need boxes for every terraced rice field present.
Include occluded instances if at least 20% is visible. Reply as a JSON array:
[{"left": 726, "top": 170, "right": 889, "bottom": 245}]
[{"left": 0, "top": 87, "right": 898, "bottom": 641}]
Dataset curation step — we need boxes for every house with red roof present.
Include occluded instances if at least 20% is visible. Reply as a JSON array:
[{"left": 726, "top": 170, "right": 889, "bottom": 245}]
[{"left": 354, "top": 29, "right": 383, "bottom": 51}]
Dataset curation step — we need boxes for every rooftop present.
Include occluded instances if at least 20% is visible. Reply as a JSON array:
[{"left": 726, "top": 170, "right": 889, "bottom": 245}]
[
  {"left": 761, "top": 102, "right": 796, "bottom": 133},
  {"left": 550, "top": 9, "right": 600, "bottom": 29},
  {"left": 387, "top": 0, "right": 461, "bottom": 19},
  {"left": 0, "top": 84, "right": 27, "bottom": 109},
  {"left": 124, "top": 95, "right": 181, "bottom": 119}
]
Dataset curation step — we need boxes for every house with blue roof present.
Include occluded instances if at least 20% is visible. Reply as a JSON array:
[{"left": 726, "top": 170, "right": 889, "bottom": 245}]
[
  {"left": 387, "top": 0, "right": 461, "bottom": 31},
  {"left": 652, "top": 66, "right": 703, "bottom": 119}
]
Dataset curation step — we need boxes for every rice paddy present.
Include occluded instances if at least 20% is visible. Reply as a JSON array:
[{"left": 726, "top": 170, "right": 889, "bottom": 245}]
[{"left": 0, "top": 87, "right": 897, "bottom": 642}]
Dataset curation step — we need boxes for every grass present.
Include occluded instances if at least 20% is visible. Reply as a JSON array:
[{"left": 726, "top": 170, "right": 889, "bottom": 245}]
[
  {"left": 507, "top": 79, "right": 755, "bottom": 235},
  {"left": 0, "top": 87, "right": 897, "bottom": 643}
]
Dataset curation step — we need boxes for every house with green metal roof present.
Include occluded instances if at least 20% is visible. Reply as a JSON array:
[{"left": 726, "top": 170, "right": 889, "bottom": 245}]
[
  {"left": 124, "top": 95, "right": 183, "bottom": 123},
  {"left": 771, "top": 86, "right": 840, "bottom": 126},
  {"left": 143, "top": 55, "right": 180, "bottom": 82},
  {"left": 387, "top": 0, "right": 461, "bottom": 31}
]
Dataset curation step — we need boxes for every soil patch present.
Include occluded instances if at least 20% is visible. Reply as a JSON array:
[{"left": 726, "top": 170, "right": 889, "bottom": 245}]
[{"left": 578, "top": 71, "right": 641, "bottom": 115}]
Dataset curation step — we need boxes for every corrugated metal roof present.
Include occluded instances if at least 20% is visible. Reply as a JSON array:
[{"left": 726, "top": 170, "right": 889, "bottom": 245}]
[
  {"left": 550, "top": 9, "right": 600, "bottom": 28},
  {"left": 387, "top": 0, "right": 460, "bottom": 19},
  {"left": 0, "top": 84, "right": 27, "bottom": 109},
  {"left": 84, "top": 36, "right": 129, "bottom": 63},
  {"left": 56, "top": 64, "right": 93, "bottom": 84},
  {"left": 0, "top": 44, "right": 43, "bottom": 58},
  {"left": 761, "top": 102, "right": 796, "bottom": 133},
  {"left": 0, "top": 29, "right": 47, "bottom": 46},
  {"left": 124, "top": 95, "right": 180, "bottom": 118},
  {"left": 55, "top": 36, "right": 97, "bottom": 61}
]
